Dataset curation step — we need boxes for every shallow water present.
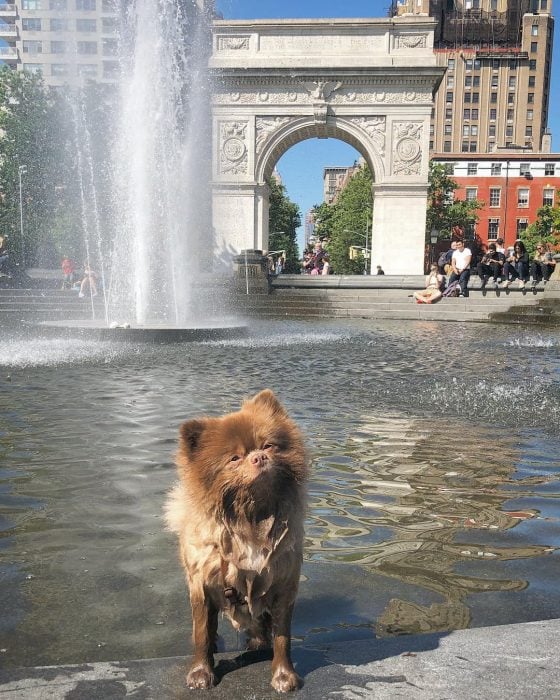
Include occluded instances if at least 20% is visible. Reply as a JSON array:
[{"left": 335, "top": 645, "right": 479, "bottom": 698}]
[{"left": 1, "top": 319, "right": 559, "bottom": 667}]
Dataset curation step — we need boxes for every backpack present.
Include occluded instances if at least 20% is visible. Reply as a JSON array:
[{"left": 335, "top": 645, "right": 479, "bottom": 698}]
[
  {"left": 437, "top": 251, "right": 448, "bottom": 269},
  {"left": 442, "top": 280, "right": 461, "bottom": 297}
]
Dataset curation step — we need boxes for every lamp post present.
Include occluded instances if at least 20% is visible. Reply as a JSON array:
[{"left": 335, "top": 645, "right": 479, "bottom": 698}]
[
  {"left": 430, "top": 227, "right": 439, "bottom": 267},
  {"left": 364, "top": 209, "right": 370, "bottom": 275},
  {"left": 18, "top": 164, "right": 27, "bottom": 268}
]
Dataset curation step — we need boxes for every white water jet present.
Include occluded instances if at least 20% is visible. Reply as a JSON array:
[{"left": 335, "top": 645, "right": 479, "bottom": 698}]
[{"left": 109, "top": 0, "right": 212, "bottom": 326}]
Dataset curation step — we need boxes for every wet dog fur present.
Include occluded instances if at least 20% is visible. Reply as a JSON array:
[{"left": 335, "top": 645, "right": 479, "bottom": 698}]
[{"left": 165, "top": 390, "right": 308, "bottom": 692}]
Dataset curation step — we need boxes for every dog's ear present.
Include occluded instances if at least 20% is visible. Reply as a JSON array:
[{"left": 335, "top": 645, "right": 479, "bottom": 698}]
[
  {"left": 179, "top": 418, "right": 207, "bottom": 458},
  {"left": 245, "top": 389, "right": 287, "bottom": 417}
]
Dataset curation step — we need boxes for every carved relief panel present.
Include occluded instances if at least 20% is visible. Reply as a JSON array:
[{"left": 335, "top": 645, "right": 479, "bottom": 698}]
[
  {"left": 391, "top": 122, "right": 424, "bottom": 177},
  {"left": 217, "top": 120, "right": 250, "bottom": 178}
]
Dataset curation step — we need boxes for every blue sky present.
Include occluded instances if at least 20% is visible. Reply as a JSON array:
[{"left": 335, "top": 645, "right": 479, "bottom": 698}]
[{"left": 215, "top": 1, "right": 560, "bottom": 249}]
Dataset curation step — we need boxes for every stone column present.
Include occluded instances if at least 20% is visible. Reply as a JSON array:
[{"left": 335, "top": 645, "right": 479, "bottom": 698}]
[
  {"left": 370, "top": 183, "right": 428, "bottom": 275},
  {"left": 543, "top": 254, "right": 560, "bottom": 300}
]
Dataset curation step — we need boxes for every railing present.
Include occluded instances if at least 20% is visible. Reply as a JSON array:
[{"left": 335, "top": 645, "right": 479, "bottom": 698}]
[
  {"left": 0, "top": 22, "right": 16, "bottom": 33},
  {"left": 0, "top": 46, "right": 17, "bottom": 56},
  {"left": 0, "top": 4, "right": 16, "bottom": 13}
]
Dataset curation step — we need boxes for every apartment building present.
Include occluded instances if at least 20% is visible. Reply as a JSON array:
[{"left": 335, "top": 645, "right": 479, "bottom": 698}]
[
  {"left": 392, "top": 1, "right": 555, "bottom": 154},
  {"left": 433, "top": 152, "right": 560, "bottom": 245},
  {"left": 0, "top": 0, "right": 118, "bottom": 86}
]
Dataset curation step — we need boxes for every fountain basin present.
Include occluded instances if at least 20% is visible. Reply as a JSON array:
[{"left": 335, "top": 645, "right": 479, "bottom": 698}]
[{"left": 33, "top": 319, "right": 248, "bottom": 343}]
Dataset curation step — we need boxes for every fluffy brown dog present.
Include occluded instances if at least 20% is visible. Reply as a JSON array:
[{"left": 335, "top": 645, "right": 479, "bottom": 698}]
[{"left": 165, "top": 390, "right": 308, "bottom": 693}]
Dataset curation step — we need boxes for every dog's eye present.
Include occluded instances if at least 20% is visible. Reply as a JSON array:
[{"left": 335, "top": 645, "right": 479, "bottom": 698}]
[
  {"left": 230, "top": 455, "right": 241, "bottom": 463},
  {"left": 263, "top": 443, "right": 274, "bottom": 450}
]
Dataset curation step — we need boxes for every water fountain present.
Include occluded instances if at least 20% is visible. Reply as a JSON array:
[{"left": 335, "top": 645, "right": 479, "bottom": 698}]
[{"left": 40, "top": 0, "right": 246, "bottom": 343}]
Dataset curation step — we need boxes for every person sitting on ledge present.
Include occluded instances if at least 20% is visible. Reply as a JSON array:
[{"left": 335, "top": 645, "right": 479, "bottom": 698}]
[
  {"left": 448, "top": 238, "right": 471, "bottom": 297},
  {"left": 413, "top": 263, "right": 444, "bottom": 304},
  {"left": 502, "top": 240, "right": 529, "bottom": 289},
  {"left": 476, "top": 242, "right": 504, "bottom": 289},
  {"left": 530, "top": 242, "right": 556, "bottom": 289}
]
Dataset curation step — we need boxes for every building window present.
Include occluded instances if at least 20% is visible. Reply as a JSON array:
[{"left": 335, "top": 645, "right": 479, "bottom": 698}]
[
  {"left": 491, "top": 0, "right": 498, "bottom": 9},
  {"left": 528, "top": 92, "right": 534, "bottom": 103},
  {"left": 489, "top": 124, "right": 496, "bottom": 136},
  {"left": 491, "top": 163, "right": 502, "bottom": 175},
  {"left": 529, "top": 59, "right": 537, "bottom": 70},
  {"left": 102, "top": 17, "right": 117, "bottom": 33},
  {"left": 24, "top": 63, "right": 44, "bottom": 74},
  {"left": 50, "top": 19, "right": 69, "bottom": 31},
  {"left": 487, "top": 141, "right": 495, "bottom": 153},
  {"left": 509, "top": 76, "right": 516, "bottom": 88},
  {"left": 23, "top": 41, "right": 43, "bottom": 54},
  {"left": 448, "top": 58, "right": 455, "bottom": 70},
  {"left": 76, "top": 0, "right": 96, "bottom": 9},
  {"left": 102, "top": 0, "right": 115, "bottom": 9},
  {"left": 466, "top": 187, "right": 478, "bottom": 201},
  {"left": 463, "top": 108, "right": 470, "bottom": 119},
  {"left": 471, "top": 125, "right": 478, "bottom": 136},
  {"left": 531, "top": 42, "right": 538, "bottom": 53},
  {"left": 77, "top": 41, "right": 98, "bottom": 54},
  {"left": 489, "top": 108, "right": 497, "bottom": 120},
  {"left": 532, "top": 24, "right": 539, "bottom": 36},
  {"left": 490, "top": 92, "right": 497, "bottom": 103},
  {"left": 491, "top": 75, "right": 498, "bottom": 88},
  {"left": 22, "top": 19, "right": 42, "bottom": 31},
  {"left": 445, "top": 107, "right": 453, "bottom": 119},
  {"left": 462, "top": 141, "right": 469, "bottom": 152},
  {"left": 541, "top": 0, "right": 547, "bottom": 8},
  {"left": 102, "top": 38, "right": 117, "bottom": 56},
  {"left": 527, "top": 109, "right": 533, "bottom": 120},
  {"left": 474, "top": 59, "right": 481, "bottom": 70},
  {"left": 50, "top": 41, "right": 67, "bottom": 53},
  {"left": 444, "top": 141, "right": 452, "bottom": 152},
  {"left": 507, "top": 108, "right": 514, "bottom": 121},
  {"left": 472, "top": 92, "right": 479, "bottom": 103},
  {"left": 492, "top": 59, "right": 499, "bottom": 70},
  {"left": 506, "top": 126, "right": 513, "bottom": 137},
  {"left": 473, "top": 76, "right": 480, "bottom": 87},
  {"left": 463, "top": 124, "right": 470, "bottom": 137},
  {"left": 469, "top": 142, "right": 477, "bottom": 152},
  {"left": 516, "top": 219, "right": 528, "bottom": 235},
  {"left": 444, "top": 124, "right": 452, "bottom": 135},
  {"left": 520, "top": 163, "right": 531, "bottom": 176},
  {"left": 51, "top": 63, "right": 69, "bottom": 76},
  {"left": 544, "top": 163, "right": 555, "bottom": 176},
  {"left": 488, "top": 219, "right": 500, "bottom": 239},
  {"left": 508, "top": 93, "right": 515, "bottom": 104},
  {"left": 465, "top": 59, "right": 473, "bottom": 70},
  {"left": 76, "top": 19, "right": 97, "bottom": 31},
  {"left": 446, "top": 91, "right": 453, "bottom": 103},
  {"left": 472, "top": 108, "right": 479, "bottom": 119},
  {"left": 525, "top": 126, "right": 533, "bottom": 137},
  {"left": 489, "top": 187, "right": 501, "bottom": 207},
  {"left": 464, "top": 93, "right": 471, "bottom": 103},
  {"left": 50, "top": 0, "right": 66, "bottom": 7},
  {"left": 22, "top": 0, "right": 42, "bottom": 8},
  {"left": 77, "top": 64, "right": 97, "bottom": 77},
  {"left": 103, "top": 61, "right": 119, "bottom": 78},
  {"left": 528, "top": 76, "right": 536, "bottom": 87},
  {"left": 543, "top": 189, "right": 554, "bottom": 206},
  {"left": 517, "top": 188, "right": 529, "bottom": 207},
  {"left": 467, "top": 162, "right": 478, "bottom": 175},
  {"left": 465, "top": 76, "right": 472, "bottom": 87},
  {"left": 447, "top": 75, "right": 455, "bottom": 87}
]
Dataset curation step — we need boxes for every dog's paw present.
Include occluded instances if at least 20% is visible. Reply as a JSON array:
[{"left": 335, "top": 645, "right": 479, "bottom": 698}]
[
  {"left": 271, "top": 668, "right": 302, "bottom": 693},
  {"left": 186, "top": 665, "right": 216, "bottom": 690}
]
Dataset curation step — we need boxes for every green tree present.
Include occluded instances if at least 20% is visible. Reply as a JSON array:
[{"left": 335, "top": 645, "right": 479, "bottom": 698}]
[
  {"left": 0, "top": 68, "right": 76, "bottom": 266},
  {"left": 521, "top": 193, "right": 560, "bottom": 255},
  {"left": 311, "top": 164, "right": 373, "bottom": 274},
  {"left": 267, "top": 176, "right": 301, "bottom": 273},
  {"left": 426, "top": 161, "right": 482, "bottom": 241}
]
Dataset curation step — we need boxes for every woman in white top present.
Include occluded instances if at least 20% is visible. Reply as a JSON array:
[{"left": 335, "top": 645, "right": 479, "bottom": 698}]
[{"left": 413, "top": 264, "right": 444, "bottom": 304}]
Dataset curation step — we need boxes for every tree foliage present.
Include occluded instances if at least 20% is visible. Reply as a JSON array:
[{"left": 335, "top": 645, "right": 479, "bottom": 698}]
[
  {"left": 426, "top": 162, "right": 483, "bottom": 241},
  {"left": 267, "top": 176, "right": 301, "bottom": 273},
  {"left": 311, "top": 164, "right": 373, "bottom": 274},
  {"left": 521, "top": 193, "right": 560, "bottom": 255}
]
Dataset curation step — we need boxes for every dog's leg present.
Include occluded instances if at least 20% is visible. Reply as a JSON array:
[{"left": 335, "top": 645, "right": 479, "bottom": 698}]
[
  {"left": 246, "top": 611, "right": 272, "bottom": 651},
  {"left": 270, "top": 600, "right": 302, "bottom": 693},
  {"left": 186, "top": 595, "right": 218, "bottom": 689}
]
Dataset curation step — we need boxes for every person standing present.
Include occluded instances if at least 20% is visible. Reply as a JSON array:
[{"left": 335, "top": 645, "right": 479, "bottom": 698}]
[
  {"left": 61, "top": 256, "right": 76, "bottom": 290},
  {"left": 448, "top": 239, "right": 472, "bottom": 297},
  {"left": 0, "top": 234, "right": 9, "bottom": 277},
  {"left": 376, "top": 265, "right": 385, "bottom": 275}
]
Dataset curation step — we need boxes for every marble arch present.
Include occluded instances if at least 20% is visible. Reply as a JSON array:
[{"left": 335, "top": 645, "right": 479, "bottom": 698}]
[{"left": 210, "top": 17, "right": 444, "bottom": 274}]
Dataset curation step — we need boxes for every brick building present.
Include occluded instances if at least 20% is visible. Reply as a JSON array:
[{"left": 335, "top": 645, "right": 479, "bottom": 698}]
[{"left": 433, "top": 152, "right": 560, "bottom": 246}]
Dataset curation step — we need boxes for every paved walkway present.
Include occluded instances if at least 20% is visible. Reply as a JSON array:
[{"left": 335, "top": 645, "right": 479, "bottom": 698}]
[{"left": 1, "top": 618, "right": 559, "bottom": 699}]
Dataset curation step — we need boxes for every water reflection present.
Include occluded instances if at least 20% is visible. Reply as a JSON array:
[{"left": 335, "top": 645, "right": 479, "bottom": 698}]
[{"left": 0, "top": 320, "right": 559, "bottom": 666}]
